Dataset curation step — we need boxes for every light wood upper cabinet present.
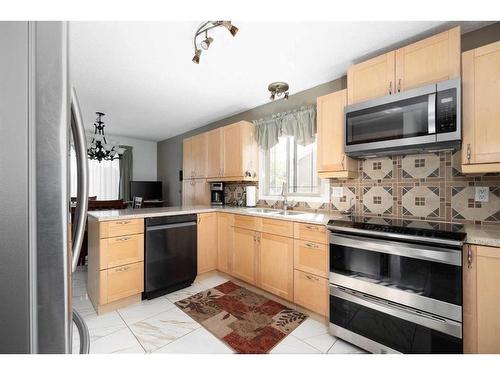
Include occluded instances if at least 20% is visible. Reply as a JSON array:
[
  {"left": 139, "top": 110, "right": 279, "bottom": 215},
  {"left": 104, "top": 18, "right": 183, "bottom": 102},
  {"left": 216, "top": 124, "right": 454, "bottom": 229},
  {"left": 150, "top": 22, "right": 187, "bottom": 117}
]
[
  {"left": 206, "top": 128, "right": 224, "bottom": 178},
  {"left": 222, "top": 121, "right": 259, "bottom": 181},
  {"left": 258, "top": 233, "right": 294, "bottom": 300},
  {"left": 461, "top": 41, "right": 500, "bottom": 174},
  {"left": 347, "top": 27, "right": 460, "bottom": 105},
  {"left": 347, "top": 51, "right": 395, "bottom": 105},
  {"left": 197, "top": 213, "right": 218, "bottom": 274},
  {"left": 182, "top": 179, "right": 210, "bottom": 206},
  {"left": 232, "top": 227, "right": 257, "bottom": 284},
  {"left": 317, "top": 89, "right": 358, "bottom": 179},
  {"left": 395, "top": 27, "right": 460, "bottom": 92},
  {"left": 217, "top": 213, "right": 234, "bottom": 274},
  {"left": 183, "top": 133, "right": 207, "bottom": 179}
]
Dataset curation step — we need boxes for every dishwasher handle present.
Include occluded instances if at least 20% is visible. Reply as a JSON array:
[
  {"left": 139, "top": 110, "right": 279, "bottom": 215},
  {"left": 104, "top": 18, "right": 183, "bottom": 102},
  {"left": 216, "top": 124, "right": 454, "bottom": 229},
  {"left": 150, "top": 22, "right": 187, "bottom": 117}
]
[{"left": 146, "top": 221, "right": 197, "bottom": 231}]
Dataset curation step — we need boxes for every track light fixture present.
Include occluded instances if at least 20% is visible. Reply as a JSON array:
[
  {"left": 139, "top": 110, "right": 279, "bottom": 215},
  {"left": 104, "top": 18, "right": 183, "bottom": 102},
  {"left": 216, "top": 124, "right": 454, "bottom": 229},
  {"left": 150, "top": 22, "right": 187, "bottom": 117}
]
[
  {"left": 268, "top": 82, "right": 290, "bottom": 101},
  {"left": 192, "top": 21, "right": 239, "bottom": 63}
]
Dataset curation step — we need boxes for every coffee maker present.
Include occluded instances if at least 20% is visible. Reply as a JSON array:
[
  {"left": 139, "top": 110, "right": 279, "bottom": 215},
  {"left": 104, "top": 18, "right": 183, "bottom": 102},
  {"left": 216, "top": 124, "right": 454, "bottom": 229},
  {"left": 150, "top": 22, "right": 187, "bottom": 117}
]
[{"left": 210, "top": 182, "right": 224, "bottom": 206}]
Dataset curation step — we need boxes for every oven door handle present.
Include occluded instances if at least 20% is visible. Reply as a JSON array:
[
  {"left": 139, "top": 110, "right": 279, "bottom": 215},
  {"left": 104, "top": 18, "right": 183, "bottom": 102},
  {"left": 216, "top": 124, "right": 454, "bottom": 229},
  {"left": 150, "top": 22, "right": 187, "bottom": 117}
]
[
  {"left": 329, "top": 233, "right": 461, "bottom": 266},
  {"left": 330, "top": 285, "right": 462, "bottom": 339}
]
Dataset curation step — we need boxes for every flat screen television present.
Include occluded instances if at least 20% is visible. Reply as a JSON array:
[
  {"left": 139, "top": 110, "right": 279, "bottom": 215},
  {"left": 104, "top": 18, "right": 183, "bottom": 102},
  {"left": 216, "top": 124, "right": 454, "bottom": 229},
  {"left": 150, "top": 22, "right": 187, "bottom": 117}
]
[{"left": 129, "top": 181, "right": 162, "bottom": 201}]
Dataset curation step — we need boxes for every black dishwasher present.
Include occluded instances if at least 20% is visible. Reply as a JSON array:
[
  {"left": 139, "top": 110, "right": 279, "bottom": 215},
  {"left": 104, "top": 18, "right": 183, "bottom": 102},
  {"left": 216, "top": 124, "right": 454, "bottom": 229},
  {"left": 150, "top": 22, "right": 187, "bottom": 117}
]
[{"left": 143, "top": 214, "right": 197, "bottom": 299}]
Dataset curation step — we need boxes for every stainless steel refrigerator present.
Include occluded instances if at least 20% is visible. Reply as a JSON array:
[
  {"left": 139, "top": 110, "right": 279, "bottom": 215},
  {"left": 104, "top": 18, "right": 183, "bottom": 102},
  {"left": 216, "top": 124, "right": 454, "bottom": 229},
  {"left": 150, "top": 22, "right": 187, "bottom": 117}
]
[{"left": 0, "top": 21, "right": 90, "bottom": 353}]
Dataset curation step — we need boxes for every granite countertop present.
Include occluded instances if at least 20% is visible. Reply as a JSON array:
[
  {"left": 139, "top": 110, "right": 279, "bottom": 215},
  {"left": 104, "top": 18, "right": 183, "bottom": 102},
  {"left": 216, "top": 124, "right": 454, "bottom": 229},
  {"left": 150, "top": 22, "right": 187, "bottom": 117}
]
[
  {"left": 87, "top": 205, "right": 343, "bottom": 226},
  {"left": 87, "top": 205, "right": 500, "bottom": 247}
]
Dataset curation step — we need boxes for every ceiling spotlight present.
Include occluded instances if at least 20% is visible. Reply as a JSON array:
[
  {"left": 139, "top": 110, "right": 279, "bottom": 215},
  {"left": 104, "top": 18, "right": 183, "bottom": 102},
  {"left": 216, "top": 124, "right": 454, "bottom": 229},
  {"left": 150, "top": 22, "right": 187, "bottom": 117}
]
[
  {"left": 222, "top": 21, "right": 239, "bottom": 37},
  {"left": 192, "top": 21, "right": 239, "bottom": 63},
  {"left": 192, "top": 49, "right": 202, "bottom": 64},
  {"left": 200, "top": 36, "right": 213, "bottom": 50},
  {"left": 268, "top": 82, "right": 290, "bottom": 101}
]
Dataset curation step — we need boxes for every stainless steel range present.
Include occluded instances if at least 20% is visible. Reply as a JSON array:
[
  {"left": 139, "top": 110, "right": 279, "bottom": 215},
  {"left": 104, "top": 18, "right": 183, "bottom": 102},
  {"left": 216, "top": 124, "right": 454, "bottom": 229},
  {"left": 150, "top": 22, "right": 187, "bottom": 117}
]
[{"left": 327, "top": 216, "right": 466, "bottom": 354}]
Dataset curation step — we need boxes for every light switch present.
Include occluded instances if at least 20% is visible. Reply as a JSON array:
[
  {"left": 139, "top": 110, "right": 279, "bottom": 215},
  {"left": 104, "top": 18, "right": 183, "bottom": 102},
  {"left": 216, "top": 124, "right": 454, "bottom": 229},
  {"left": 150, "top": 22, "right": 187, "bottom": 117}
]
[
  {"left": 475, "top": 187, "right": 489, "bottom": 203},
  {"left": 332, "top": 187, "right": 343, "bottom": 198}
]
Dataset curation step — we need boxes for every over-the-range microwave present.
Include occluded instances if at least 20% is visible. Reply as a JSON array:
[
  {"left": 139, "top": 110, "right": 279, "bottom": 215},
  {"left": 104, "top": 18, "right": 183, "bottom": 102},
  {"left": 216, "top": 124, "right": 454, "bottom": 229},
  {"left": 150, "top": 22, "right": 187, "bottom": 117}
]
[{"left": 344, "top": 78, "right": 461, "bottom": 158}]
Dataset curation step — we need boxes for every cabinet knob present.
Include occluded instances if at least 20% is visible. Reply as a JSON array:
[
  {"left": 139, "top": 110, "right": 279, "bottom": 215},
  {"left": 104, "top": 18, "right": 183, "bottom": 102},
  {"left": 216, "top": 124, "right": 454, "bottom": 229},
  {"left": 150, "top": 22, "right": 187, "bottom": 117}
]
[
  {"left": 388, "top": 81, "right": 393, "bottom": 95},
  {"left": 397, "top": 79, "right": 402, "bottom": 93},
  {"left": 466, "top": 144, "right": 471, "bottom": 163},
  {"left": 467, "top": 245, "right": 473, "bottom": 269}
]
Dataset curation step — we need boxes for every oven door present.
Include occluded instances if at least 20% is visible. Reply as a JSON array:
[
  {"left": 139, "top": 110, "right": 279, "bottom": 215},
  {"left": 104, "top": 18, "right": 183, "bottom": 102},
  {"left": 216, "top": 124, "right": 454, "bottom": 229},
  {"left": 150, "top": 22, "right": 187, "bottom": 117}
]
[
  {"left": 329, "top": 285, "right": 463, "bottom": 354},
  {"left": 345, "top": 83, "right": 436, "bottom": 155},
  {"left": 329, "top": 232, "right": 462, "bottom": 321}
]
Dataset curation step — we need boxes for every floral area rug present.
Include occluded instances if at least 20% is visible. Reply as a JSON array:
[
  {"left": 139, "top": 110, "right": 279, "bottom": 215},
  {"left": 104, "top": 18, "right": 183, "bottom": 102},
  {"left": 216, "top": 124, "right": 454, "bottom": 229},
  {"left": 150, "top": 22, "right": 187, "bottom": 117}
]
[{"left": 175, "top": 281, "right": 307, "bottom": 353}]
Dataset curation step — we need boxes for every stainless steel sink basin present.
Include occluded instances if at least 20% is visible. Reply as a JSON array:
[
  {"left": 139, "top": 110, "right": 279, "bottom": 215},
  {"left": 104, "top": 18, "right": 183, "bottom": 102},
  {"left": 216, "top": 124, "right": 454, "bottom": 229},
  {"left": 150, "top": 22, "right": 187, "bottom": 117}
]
[
  {"left": 245, "top": 208, "right": 279, "bottom": 214},
  {"left": 275, "top": 211, "right": 305, "bottom": 216}
]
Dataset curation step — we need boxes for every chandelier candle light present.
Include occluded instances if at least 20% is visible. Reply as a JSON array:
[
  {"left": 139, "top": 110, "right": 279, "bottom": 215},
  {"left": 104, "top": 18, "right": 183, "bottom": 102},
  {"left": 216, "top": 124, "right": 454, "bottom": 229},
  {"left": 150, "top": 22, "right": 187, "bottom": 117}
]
[
  {"left": 87, "top": 112, "right": 125, "bottom": 162},
  {"left": 192, "top": 21, "right": 239, "bottom": 64}
]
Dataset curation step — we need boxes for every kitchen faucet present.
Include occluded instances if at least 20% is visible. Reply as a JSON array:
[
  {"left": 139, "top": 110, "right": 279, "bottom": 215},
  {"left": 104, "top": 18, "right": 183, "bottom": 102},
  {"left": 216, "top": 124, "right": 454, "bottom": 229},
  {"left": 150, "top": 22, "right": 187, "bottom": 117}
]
[{"left": 282, "top": 181, "right": 289, "bottom": 211}]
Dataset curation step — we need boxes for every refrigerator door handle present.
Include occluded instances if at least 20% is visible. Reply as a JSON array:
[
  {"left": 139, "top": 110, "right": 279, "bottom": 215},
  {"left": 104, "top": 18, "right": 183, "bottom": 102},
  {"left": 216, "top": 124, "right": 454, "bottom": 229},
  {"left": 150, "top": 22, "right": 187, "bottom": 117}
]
[
  {"left": 72, "top": 309, "right": 90, "bottom": 354},
  {"left": 70, "top": 87, "right": 89, "bottom": 273}
]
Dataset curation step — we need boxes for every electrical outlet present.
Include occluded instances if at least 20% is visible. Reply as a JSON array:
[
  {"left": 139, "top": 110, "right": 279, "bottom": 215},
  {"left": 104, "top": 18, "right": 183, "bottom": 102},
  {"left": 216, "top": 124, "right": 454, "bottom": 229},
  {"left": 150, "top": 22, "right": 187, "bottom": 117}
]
[
  {"left": 332, "top": 187, "right": 343, "bottom": 198},
  {"left": 475, "top": 187, "right": 489, "bottom": 203}
]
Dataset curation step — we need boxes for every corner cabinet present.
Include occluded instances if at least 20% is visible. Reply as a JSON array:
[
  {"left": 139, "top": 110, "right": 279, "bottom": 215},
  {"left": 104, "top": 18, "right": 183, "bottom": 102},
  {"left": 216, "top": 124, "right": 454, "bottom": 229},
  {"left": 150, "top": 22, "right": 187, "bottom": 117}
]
[
  {"left": 317, "top": 89, "right": 358, "bottom": 179},
  {"left": 461, "top": 41, "right": 500, "bottom": 174},
  {"left": 463, "top": 244, "right": 500, "bottom": 353},
  {"left": 347, "top": 26, "right": 460, "bottom": 105}
]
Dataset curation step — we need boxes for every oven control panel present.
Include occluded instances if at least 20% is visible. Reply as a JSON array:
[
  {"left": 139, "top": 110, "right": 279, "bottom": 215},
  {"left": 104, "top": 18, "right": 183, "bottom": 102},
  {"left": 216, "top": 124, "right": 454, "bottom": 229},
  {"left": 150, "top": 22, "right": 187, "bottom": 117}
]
[{"left": 436, "top": 88, "right": 457, "bottom": 133}]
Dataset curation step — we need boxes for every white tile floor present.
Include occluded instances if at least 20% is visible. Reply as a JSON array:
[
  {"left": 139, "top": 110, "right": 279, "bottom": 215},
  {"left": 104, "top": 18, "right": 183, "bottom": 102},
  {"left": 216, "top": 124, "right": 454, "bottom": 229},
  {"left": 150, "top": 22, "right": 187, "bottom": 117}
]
[{"left": 72, "top": 267, "right": 366, "bottom": 354}]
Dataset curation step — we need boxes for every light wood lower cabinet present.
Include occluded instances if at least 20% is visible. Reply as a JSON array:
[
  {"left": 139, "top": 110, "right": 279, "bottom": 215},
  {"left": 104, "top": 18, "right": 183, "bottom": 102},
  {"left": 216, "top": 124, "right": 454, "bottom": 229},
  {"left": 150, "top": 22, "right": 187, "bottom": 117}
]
[
  {"left": 463, "top": 244, "right": 500, "bottom": 353},
  {"left": 88, "top": 218, "right": 145, "bottom": 314},
  {"left": 100, "top": 262, "right": 144, "bottom": 304},
  {"left": 294, "top": 222, "right": 328, "bottom": 244},
  {"left": 217, "top": 213, "right": 234, "bottom": 274},
  {"left": 232, "top": 227, "right": 258, "bottom": 284},
  {"left": 294, "top": 269, "right": 328, "bottom": 317},
  {"left": 258, "top": 233, "right": 294, "bottom": 300},
  {"left": 197, "top": 212, "right": 218, "bottom": 274}
]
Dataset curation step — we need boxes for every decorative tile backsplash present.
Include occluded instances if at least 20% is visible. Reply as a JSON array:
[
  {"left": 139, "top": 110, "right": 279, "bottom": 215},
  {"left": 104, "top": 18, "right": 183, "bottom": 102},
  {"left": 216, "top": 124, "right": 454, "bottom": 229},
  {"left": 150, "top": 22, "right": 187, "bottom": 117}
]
[{"left": 224, "top": 151, "right": 500, "bottom": 225}]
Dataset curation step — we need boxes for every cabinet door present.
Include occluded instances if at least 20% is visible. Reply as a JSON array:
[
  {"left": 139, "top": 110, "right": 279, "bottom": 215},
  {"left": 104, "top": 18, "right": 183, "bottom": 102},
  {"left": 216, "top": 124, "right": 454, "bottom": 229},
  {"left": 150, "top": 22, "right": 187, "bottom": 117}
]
[
  {"left": 197, "top": 213, "right": 218, "bottom": 274},
  {"left": 462, "top": 42, "right": 500, "bottom": 167},
  {"left": 192, "top": 133, "right": 208, "bottom": 178},
  {"left": 476, "top": 246, "right": 500, "bottom": 353},
  {"left": 317, "top": 89, "right": 357, "bottom": 178},
  {"left": 182, "top": 180, "right": 195, "bottom": 206},
  {"left": 217, "top": 213, "right": 234, "bottom": 274},
  {"left": 207, "top": 128, "right": 223, "bottom": 178},
  {"left": 395, "top": 27, "right": 460, "bottom": 92},
  {"left": 258, "top": 233, "right": 293, "bottom": 300},
  {"left": 463, "top": 245, "right": 477, "bottom": 354},
  {"left": 232, "top": 227, "right": 256, "bottom": 284},
  {"left": 347, "top": 51, "right": 395, "bottom": 105},
  {"left": 183, "top": 137, "right": 194, "bottom": 179},
  {"left": 194, "top": 179, "right": 210, "bottom": 205},
  {"left": 100, "top": 262, "right": 144, "bottom": 304},
  {"left": 223, "top": 123, "right": 243, "bottom": 177}
]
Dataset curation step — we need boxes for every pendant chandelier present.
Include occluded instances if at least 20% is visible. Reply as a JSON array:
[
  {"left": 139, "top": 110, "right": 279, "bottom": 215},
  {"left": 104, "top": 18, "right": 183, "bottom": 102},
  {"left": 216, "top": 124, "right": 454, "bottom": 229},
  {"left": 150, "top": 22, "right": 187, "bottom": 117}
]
[{"left": 87, "top": 112, "right": 125, "bottom": 162}]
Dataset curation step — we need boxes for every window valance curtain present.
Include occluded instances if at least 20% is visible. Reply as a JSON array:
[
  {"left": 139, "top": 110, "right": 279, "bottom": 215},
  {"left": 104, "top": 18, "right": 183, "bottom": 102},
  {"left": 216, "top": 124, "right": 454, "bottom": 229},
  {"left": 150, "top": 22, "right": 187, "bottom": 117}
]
[
  {"left": 118, "top": 145, "right": 133, "bottom": 200},
  {"left": 253, "top": 105, "right": 316, "bottom": 150}
]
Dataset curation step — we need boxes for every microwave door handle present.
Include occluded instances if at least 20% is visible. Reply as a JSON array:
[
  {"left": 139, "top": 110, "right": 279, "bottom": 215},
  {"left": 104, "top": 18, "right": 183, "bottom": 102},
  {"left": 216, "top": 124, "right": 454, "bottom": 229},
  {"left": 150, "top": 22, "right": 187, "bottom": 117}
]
[
  {"left": 428, "top": 93, "right": 436, "bottom": 134},
  {"left": 70, "top": 88, "right": 89, "bottom": 273}
]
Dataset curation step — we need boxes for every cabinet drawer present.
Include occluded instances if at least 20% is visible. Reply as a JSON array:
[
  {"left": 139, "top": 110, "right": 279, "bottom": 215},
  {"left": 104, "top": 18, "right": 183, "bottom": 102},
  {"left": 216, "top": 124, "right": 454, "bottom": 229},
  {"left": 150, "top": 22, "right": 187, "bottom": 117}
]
[
  {"left": 294, "top": 240, "right": 328, "bottom": 278},
  {"left": 233, "top": 215, "right": 261, "bottom": 231},
  {"left": 261, "top": 218, "right": 294, "bottom": 237},
  {"left": 99, "top": 234, "right": 144, "bottom": 270},
  {"left": 100, "top": 219, "right": 144, "bottom": 238},
  {"left": 294, "top": 222, "right": 327, "bottom": 244},
  {"left": 293, "top": 270, "right": 328, "bottom": 316},
  {"left": 100, "top": 262, "right": 144, "bottom": 304}
]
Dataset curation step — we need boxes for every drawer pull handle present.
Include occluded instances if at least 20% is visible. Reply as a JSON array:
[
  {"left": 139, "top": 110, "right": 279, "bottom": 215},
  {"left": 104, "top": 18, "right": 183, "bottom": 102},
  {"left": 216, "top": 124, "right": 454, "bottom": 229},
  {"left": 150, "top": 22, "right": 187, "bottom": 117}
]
[
  {"left": 305, "top": 225, "right": 319, "bottom": 231},
  {"left": 116, "top": 236, "right": 131, "bottom": 242},
  {"left": 115, "top": 266, "right": 131, "bottom": 272},
  {"left": 116, "top": 220, "right": 131, "bottom": 225},
  {"left": 305, "top": 274, "right": 319, "bottom": 282},
  {"left": 304, "top": 242, "right": 319, "bottom": 249}
]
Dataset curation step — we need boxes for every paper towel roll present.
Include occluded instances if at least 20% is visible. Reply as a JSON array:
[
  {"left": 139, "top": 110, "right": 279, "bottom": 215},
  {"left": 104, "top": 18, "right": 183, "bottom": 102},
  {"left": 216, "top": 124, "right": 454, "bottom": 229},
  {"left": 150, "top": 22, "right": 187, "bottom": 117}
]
[{"left": 245, "top": 186, "right": 257, "bottom": 207}]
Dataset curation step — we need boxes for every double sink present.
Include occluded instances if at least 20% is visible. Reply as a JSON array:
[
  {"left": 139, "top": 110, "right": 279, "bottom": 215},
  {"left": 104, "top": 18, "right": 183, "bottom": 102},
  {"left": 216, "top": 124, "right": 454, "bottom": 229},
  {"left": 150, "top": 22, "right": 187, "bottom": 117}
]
[{"left": 245, "top": 208, "right": 306, "bottom": 217}]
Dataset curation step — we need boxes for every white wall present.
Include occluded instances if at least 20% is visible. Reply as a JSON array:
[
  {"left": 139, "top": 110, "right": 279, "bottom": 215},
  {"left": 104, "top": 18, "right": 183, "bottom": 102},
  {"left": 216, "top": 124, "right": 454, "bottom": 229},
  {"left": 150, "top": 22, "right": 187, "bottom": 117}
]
[{"left": 87, "top": 133, "right": 158, "bottom": 181}]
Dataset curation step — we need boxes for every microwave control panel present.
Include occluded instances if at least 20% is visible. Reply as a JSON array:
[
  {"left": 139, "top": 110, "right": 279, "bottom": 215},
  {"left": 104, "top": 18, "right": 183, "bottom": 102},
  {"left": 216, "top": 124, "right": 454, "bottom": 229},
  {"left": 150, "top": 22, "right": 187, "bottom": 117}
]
[{"left": 436, "top": 88, "right": 457, "bottom": 133}]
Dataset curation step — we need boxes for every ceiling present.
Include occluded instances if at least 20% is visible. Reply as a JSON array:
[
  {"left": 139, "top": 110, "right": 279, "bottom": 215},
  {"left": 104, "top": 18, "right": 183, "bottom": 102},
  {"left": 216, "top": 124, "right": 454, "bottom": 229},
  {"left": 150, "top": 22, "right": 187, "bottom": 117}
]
[{"left": 70, "top": 21, "right": 491, "bottom": 141}]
